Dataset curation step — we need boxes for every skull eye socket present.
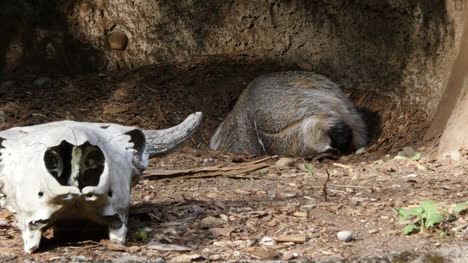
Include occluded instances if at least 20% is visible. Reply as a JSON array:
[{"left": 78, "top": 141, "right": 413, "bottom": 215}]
[
  {"left": 82, "top": 147, "right": 105, "bottom": 170},
  {"left": 44, "top": 150, "right": 64, "bottom": 178},
  {"left": 77, "top": 145, "right": 105, "bottom": 189},
  {"left": 43, "top": 141, "right": 106, "bottom": 190}
]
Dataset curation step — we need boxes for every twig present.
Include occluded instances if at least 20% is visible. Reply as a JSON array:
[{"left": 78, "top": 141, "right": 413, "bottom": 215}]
[
  {"left": 323, "top": 169, "right": 330, "bottom": 201},
  {"left": 329, "top": 184, "right": 373, "bottom": 189},
  {"left": 143, "top": 156, "right": 273, "bottom": 180}
]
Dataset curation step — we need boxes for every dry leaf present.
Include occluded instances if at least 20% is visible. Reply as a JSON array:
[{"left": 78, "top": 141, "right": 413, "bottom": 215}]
[
  {"left": 100, "top": 240, "right": 126, "bottom": 251},
  {"left": 103, "top": 104, "right": 129, "bottom": 114}
]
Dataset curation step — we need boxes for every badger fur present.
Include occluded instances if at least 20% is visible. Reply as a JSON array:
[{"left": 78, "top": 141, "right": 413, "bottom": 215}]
[{"left": 210, "top": 71, "right": 367, "bottom": 157}]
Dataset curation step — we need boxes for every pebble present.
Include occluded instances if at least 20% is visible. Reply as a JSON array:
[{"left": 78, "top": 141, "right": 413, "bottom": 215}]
[
  {"left": 209, "top": 226, "right": 235, "bottom": 237},
  {"left": 394, "top": 155, "right": 409, "bottom": 161},
  {"left": 154, "top": 258, "right": 165, "bottom": 263},
  {"left": 260, "top": 236, "right": 276, "bottom": 246},
  {"left": 297, "top": 163, "right": 308, "bottom": 172},
  {"left": 450, "top": 151, "right": 463, "bottom": 161},
  {"left": 201, "top": 216, "right": 225, "bottom": 228},
  {"left": 282, "top": 251, "right": 299, "bottom": 260},
  {"left": 337, "top": 231, "right": 353, "bottom": 242},
  {"left": 140, "top": 227, "right": 153, "bottom": 232},
  {"left": 108, "top": 32, "right": 129, "bottom": 50},
  {"left": 275, "top": 157, "right": 294, "bottom": 167},
  {"left": 355, "top": 147, "right": 366, "bottom": 154},
  {"left": 401, "top": 146, "right": 416, "bottom": 157},
  {"left": 74, "top": 255, "right": 91, "bottom": 261}
]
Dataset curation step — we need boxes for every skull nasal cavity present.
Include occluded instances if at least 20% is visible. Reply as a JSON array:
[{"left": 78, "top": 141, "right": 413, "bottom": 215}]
[{"left": 44, "top": 141, "right": 105, "bottom": 191}]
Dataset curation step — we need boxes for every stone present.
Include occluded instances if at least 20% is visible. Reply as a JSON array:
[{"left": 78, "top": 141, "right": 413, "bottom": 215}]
[
  {"left": 33, "top": 77, "right": 53, "bottom": 89},
  {"left": 450, "top": 150, "right": 463, "bottom": 161},
  {"left": 200, "top": 216, "right": 225, "bottom": 228},
  {"left": 108, "top": 32, "right": 129, "bottom": 50},
  {"left": 260, "top": 236, "right": 276, "bottom": 246},
  {"left": 209, "top": 227, "right": 235, "bottom": 237},
  {"left": 401, "top": 146, "right": 416, "bottom": 158},
  {"left": 282, "top": 251, "right": 298, "bottom": 260},
  {"left": 355, "top": 147, "right": 366, "bottom": 154},
  {"left": 337, "top": 231, "right": 353, "bottom": 242},
  {"left": 74, "top": 255, "right": 91, "bottom": 261},
  {"left": 275, "top": 157, "right": 295, "bottom": 167},
  {"left": 297, "top": 163, "right": 308, "bottom": 172},
  {"left": 394, "top": 155, "right": 409, "bottom": 161}
]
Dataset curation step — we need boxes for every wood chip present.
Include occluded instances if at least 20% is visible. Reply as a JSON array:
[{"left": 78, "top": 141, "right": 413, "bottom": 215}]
[
  {"left": 103, "top": 104, "right": 129, "bottom": 114},
  {"left": 249, "top": 247, "right": 280, "bottom": 260},
  {"left": 333, "top": 163, "right": 353, "bottom": 169},
  {"left": 209, "top": 227, "right": 235, "bottom": 237},
  {"left": 147, "top": 242, "right": 191, "bottom": 251},
  {"left": 100, "top": 240, "right": 126, "bottom": 251},
  {"left": 201, "top": 216, "right": 225, "bottom": 228},
  {"left": 265, "top": 219, "right": 277, "bottom": 227},
  {"left": 293, "top": 211, "right": 308, "bottom": 218},
  {"left": 274, "top": 234, "right": 306, "bottom": 243}
]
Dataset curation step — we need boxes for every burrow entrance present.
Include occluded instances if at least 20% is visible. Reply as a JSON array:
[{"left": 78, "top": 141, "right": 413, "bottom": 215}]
[{"left": 0, "top": 57, "right": 431, "bottom": 159}]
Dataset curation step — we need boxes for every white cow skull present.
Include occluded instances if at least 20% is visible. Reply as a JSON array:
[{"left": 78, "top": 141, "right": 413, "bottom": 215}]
[{"left": 0, "top": 112, "right": 202, "bottom": 253}]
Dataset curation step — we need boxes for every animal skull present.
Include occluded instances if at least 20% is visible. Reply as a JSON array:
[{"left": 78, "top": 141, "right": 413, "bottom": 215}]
[{"left": 0, "top": 112, "right": 202, "bottom": 253}]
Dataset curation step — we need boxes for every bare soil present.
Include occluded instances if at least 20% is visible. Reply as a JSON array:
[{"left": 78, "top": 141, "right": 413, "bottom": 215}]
[{"left": 0, "top": 62, "right": 467, "bottom": 262}]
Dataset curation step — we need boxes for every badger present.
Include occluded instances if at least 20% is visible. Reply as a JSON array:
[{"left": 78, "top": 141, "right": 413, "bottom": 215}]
[{"left": 210, "top": 71, "right": 367, "bottom": 157}]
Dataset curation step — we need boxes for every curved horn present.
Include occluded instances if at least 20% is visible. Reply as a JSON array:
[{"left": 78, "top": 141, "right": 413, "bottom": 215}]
[{"left": 143, "top": 112, "right": 203, "bottom": 158}]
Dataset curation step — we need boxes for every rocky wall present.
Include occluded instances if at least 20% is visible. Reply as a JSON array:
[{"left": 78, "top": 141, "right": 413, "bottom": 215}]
[{"left": 1, "top": 0, "right": 465, "bottom": 118}]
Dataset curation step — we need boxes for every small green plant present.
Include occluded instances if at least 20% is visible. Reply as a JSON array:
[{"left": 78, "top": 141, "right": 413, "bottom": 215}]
[
  {"left": 257, "top": 169, "right": 268, "bottom": 174},
  {"left": 411, "top": 152, "right": 421, "bottom": 161},
  {"left": 453, "top": 201, "right": 468, "bottom": 214},
  {"left": 303, "top": 163, "right": 315, "bottom": 176},
  {"left": 396, "top": 151, "right": 421, "bottom": 160},
  {"left": 395, "top": 200, "right": 468, "bottom": 235},
  {"left": 394, "top": 200, "right": 443, "bottom": 235},
  {"left": 129, "top": 231, "right": 149, "bottom": 240}
]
